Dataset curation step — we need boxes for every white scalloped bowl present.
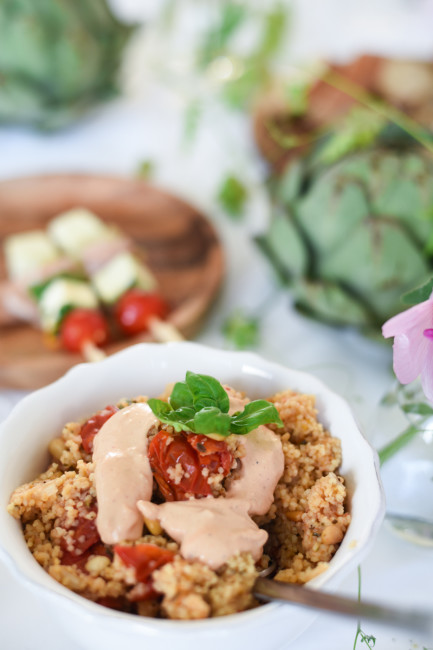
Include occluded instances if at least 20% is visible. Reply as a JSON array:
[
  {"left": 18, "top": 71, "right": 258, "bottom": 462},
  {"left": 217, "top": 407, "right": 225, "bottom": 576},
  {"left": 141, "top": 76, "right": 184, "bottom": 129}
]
[{"left": 0, "top": 343, "right": 384, "bottom": 650}]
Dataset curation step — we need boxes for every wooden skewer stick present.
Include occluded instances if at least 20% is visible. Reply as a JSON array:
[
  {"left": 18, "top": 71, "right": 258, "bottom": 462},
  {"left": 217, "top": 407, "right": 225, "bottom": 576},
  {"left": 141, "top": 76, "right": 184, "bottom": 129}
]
[
  {"left": 148, "top": 316, "right": 185, "bottom": 342},
  {"left": 81, "top": 341, "right": 107, "bottom": 363},
  {"left": 81, "top": 317, "right": 184, "bottom": 363}
]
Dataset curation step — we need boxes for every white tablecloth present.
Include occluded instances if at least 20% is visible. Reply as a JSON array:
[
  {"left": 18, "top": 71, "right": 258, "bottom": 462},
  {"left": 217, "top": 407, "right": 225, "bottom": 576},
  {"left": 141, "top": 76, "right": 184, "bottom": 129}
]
[{"left": 1, "top": 2, "right": 433, "bottom": 647}]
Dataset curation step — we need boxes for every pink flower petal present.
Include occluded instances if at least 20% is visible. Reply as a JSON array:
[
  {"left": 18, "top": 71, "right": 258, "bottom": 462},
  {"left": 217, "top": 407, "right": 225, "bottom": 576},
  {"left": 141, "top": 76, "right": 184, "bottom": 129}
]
[
  {"left": 421, "top": 344, "right": 433, "bottom": 404},
  {"left": 382, "top": 299, "right": 433, "bottom": 338},
  {"left": 392, "top": 332, "right": 428, "bottom": 384}
]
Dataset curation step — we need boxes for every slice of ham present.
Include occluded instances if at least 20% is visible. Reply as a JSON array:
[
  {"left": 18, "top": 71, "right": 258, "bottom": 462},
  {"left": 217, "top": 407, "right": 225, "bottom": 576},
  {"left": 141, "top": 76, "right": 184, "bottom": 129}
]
[
  {"left": 81, "top": 237, "right": 131, "bottom": 275},
  {"left": 0, "top": 281, "right": 39, "bottom": 326},
  {"left": 15, "top": 257, "right": 79, "bottom": 291}
]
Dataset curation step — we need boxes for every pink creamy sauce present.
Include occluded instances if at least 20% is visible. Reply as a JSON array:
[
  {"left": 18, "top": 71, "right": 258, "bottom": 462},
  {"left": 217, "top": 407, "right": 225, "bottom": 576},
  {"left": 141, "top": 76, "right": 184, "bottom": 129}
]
[
  {"left": 93, "top": 387, "right": 285, "bottom": 568},
  {"left": 93, "top": 403, "right": 158, "bottom": 544},
  {"left": 137, "top": 498, "right": 267, "bottom": 570}
]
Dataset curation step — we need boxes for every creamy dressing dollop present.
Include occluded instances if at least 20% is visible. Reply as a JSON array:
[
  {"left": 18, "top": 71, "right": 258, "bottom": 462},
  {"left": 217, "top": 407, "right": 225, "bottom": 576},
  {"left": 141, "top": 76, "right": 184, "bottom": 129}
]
[
  {"left": 93, "top": 402, "right": 158, "bottom": 544},
  {"left": 225, "top": 425, "right": 285, "bottom": 515},
  {"left": 92, "top": 387, "right": 285, "bottom": 568},
  {"left": 137, "top": 498, "right": 267, "bottom": 570}
]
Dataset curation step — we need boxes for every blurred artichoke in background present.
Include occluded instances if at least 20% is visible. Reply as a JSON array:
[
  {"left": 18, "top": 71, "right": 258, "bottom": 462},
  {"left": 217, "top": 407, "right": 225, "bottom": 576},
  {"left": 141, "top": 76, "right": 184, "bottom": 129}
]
[
  {"left": 257, "top": 147, "right": 433, "bottom": 332},
  {"left": 0, "top": 0, "right": 133, "bottom": 129},
  {"left": 253, "top": 55, "right": 433, "bottom": 173}
]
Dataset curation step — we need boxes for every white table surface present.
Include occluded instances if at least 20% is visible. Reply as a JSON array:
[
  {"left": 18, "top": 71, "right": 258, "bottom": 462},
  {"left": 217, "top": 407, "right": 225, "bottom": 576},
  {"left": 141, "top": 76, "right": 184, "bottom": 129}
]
[{"left": 1, "top": 2, "right": 433, "bottom": 648}]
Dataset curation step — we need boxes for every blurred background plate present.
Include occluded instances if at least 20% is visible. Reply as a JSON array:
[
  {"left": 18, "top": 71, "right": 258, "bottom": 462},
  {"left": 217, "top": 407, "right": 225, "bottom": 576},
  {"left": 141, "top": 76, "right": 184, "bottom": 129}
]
[{"left": 0, "top": 175, "right": 224, "bottom": 389}]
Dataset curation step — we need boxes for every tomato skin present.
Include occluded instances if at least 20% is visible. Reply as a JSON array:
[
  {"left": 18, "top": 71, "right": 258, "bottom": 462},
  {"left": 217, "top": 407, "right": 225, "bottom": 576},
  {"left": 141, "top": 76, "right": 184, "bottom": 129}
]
[
  {"left": 61, "top": 542, "right": 109, "bottom": 571},
  {"left": 59, "top": 506, "right": 108, "bottom": 570},
  {"left": 60, "top": 308, "right": 109, "bottom": 353},
  {"left": 148, "top": 430, "right": 233, "bottom": 501},
  {"left": 115, "top": 290, "right": 168, "bottom": 336},
  {"left": 80, "top": 405, "right": 118, "bottom": 454},
  {"left": 188, "top": 434, "right": 233, "bottom": 474},
  {"left": 114, "top": 544, "right": 175, "bottom": 600}
]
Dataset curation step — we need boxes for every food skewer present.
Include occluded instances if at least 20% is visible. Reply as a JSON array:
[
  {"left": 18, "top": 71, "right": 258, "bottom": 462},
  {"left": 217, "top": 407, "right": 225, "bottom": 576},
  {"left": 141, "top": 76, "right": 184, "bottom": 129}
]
[
  {"left": 1, "top": 209, "right": 183, "bottom": 365},
  {"left": 48, "top": 208, "right": 184, "bottom": 345},
  {"left": 2, "top": 228, "right": 111, "bottom": 361}
]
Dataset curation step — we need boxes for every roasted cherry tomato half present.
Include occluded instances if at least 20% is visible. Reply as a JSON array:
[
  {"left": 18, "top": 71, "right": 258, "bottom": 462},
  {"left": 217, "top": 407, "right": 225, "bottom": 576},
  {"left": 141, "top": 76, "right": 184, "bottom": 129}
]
[
  {"left": 61, "top": 542, "right": 109, "bottom": 571},
  {"left": 114, "top": 543, "right": 175, "bottom": 600},
  {"left": 60, "top": 308, "right": 109, "bottom": 353},
  {"left": 80, "top": 405, "right": 118, "bottom": 454},
  {"left": 59, "top": 506, "right": 106, "bottom": 569},
  {"left": 115, "top": 290, "right": 168, "bottom": 336},
  {"left": 148, "top": 430, "right": 233, "bottom": 501}
]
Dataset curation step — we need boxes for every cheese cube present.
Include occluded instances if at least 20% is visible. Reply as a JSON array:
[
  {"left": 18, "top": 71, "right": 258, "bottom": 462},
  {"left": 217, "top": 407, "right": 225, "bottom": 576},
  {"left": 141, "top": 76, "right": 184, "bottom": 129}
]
[
  {"left": 92, "top": 251, "right": 157, "bottom": 304},
  {"left": 4, "top": 230, "right": 61, "bottom": 281},
  {"left": 48, "top": 208, "right": 116, "bottom": 258},
  {"left": 38, "top": 277, "right": 98, "bottom": 332}
]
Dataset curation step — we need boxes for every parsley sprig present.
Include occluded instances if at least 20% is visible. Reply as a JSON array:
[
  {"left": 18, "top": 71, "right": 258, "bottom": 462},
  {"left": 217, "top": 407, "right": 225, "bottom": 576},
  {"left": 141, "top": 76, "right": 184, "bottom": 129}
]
[{"left": 148, "top": 371, "right": 283, "bottom": 438}]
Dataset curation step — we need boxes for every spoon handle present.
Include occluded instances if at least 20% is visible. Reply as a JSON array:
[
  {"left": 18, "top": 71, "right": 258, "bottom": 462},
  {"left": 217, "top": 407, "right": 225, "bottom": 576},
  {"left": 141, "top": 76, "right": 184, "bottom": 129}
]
[{"left": 254, "top": 578, "right": 432, "bottom": 634}]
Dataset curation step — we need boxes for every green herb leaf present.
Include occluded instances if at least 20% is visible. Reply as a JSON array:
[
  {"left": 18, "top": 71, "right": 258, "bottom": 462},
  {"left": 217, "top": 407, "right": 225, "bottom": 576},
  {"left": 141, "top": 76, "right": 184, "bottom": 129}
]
[
  {"left": 401, "top": 277, "right": 433, "bottom": 305},
  {"left": 218, "top": 174, "right": 248, "bottom": 218},
  {"left": 230, "top": 400, "right": 283, "bottom": 434},
  {"left": 147, "top": 371, "right": 283, "bottom": 438},
  {"left": 223, "top": 310, "right": 259, "bottom": 349},
  {"left": 193, "top": 407, "right": 231, "bottom": 437},
  {"left": 29, "top": 272, "right": 85, "bottom": 302},
  {"left": 136, "top": 159, "right": 155, "bottom": 180},
  {"left": 185, "top": 371, "right": 230, "bottom": 412},
  {"left": 147, "top": 399, "right": 173, "bottom": 420},
  {"left": 147, "top": 398, "right": 195, "bottom": 433},
  {"left": 169, "top": 381, "right": 194, "bottom": 410}
]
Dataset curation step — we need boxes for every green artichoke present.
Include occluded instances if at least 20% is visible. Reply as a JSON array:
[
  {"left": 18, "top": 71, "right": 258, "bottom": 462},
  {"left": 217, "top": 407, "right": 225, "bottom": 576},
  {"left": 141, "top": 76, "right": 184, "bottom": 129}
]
[
  {"left": 257, "top": 148, "right": 433, "bottom": 331},
  {"left": 0, "top": 0, "right": 133, "bottom": 129}
]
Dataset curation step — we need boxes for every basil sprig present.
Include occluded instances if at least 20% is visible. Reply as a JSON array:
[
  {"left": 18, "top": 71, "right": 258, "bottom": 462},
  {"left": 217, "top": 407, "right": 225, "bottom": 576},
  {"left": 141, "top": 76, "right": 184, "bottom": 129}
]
[{"left": 148, "top": 371, "right": 283, "bottom": 438}]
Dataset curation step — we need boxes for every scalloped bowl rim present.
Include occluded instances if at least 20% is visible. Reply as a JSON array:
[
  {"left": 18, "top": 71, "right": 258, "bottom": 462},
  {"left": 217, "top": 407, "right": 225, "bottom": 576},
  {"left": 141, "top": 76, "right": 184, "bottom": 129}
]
[{"left": 0, "top": 342, "right": 385, "bottom": 644}]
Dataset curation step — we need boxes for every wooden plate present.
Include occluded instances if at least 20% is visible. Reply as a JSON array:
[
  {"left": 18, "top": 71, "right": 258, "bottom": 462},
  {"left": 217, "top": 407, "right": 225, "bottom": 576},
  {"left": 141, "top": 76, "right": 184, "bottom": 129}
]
[{"left": 0, "top": 175, "right": 224, "bottom": 389}]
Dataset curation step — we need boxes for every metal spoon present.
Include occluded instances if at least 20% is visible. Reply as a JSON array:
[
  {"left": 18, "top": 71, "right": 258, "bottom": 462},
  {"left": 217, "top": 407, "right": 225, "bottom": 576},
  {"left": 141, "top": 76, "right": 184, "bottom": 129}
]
[
  {"left": 385, "top": 513, "right": 433, "bottom": 547},
  {"left": 254, "top": 566, "right": 432, "bottom": 635}
]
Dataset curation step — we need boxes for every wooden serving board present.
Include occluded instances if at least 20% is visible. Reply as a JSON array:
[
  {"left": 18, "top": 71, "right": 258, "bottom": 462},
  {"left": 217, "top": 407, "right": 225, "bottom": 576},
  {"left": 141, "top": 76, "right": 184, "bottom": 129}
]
[{"left": 0, "top": 175, "right": 224, "bottom": 389}]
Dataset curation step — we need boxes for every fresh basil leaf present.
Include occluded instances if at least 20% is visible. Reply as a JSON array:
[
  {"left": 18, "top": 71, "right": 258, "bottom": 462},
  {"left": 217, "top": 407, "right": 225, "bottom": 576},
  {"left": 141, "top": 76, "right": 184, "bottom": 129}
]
[
  {"left": 169, "top": 381, "right": 194, "bottom": 410},
  {"left": 170, "top": 406, "right": 196, "bottom": 426},
  {"left": 230, "top": 400, "right": 283, "bottom": 435},
  {"left": 150, "top": 373, "right": 283, "bottom": 439},
  {"left": 185, "top": 371, "right": 230, "bottom": 413},
  {"left": 148, "top": 399, "right": 196, "bottom": 432},
  {"left": 193, "top": 407, "right": 231, "bottom": 437},
  {"left": 147, "top": 399, "right": 173, "bottom": 419}
]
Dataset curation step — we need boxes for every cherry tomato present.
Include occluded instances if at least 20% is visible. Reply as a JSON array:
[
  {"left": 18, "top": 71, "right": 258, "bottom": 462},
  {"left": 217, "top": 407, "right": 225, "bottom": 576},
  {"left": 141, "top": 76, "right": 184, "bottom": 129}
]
[
  {"left": 59, "top": 506, "right": 105, "bottom": 569},
  {"left": 60, "top": 308, "right": 109, "bottom": 353},
  {"left": 61, "top": 542, "right": 109, "bottom": 571},
  {"left": 80, "top": 405, "right": 118, "bottom": 454},
  {"left": 188, "top": 434, "right": 233, "bottom": 474},
  {"left": 115, "top": 290, "right": 168, "bottom": 336},
  {"left": 148, "top": 430, "right": 233, "bottom": 501},
  {"left": 114, "top": 544, "right": 175, "bottom": 584}
]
